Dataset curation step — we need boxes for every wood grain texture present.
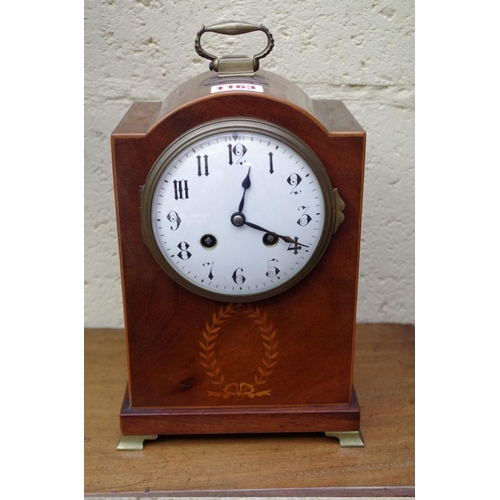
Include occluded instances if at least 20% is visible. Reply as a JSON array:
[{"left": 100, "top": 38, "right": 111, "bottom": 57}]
[
  {"left": 84, "top": 324, "right": 415, "bottom": 497},
  {"left": 119, "top": 387, "right": 361, "bottom": 436}
]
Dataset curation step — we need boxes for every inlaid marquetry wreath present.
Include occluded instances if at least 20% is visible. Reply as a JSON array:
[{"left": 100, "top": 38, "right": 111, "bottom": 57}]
[{"left": 199, "top": 303, "right": 279, "bottom": 398}]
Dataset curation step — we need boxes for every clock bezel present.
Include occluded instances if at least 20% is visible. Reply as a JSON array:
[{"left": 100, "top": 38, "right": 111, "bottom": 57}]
[{"left": 140, "top": 118, "right": 336, "bottom": 302}]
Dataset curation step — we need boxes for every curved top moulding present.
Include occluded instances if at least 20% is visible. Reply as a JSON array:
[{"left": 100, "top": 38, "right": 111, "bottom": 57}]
[{"left": 111, "top": 70, "right": 365, "bottom": 140}]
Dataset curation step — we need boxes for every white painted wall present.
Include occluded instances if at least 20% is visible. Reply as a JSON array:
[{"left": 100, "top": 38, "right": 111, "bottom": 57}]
[{"left": 84, "top": 0, "right": 414, "bottom": 327}]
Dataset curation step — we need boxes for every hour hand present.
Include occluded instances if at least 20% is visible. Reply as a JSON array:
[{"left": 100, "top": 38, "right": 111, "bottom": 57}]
[{"left": 238, "top": 167, "right": 251, "bottom": 213}]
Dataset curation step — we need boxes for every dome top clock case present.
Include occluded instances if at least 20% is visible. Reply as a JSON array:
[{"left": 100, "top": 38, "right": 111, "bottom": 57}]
[{"left": 112, "top": 22, "right": 366, "bottom": 450}]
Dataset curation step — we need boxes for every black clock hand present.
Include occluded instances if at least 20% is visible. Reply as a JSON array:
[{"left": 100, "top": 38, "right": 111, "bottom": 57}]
[
  {"left": 238, "top": 167, "right": 251, "bottom": 213},
  {"left": 244, "top": 219, "right": 310, "bottom": 247},
  {"left": 231, "top": 171, "right": 309, "bottom": 248}
]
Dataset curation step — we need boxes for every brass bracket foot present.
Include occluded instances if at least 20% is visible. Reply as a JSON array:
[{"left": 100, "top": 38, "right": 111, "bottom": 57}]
[
  {"left": 116, "top": 434, "right": 158, "bottom": 451},
  {"left": 325, "top": 431, "right": 365, "bottom": 447}
]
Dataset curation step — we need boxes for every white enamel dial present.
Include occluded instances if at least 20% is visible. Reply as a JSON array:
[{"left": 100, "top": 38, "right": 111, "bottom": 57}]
[{"left": 141, "top": 119, "right": 335, "bottom": 301}]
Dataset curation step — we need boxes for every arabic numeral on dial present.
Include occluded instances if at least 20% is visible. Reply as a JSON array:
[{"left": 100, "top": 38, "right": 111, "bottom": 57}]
[
  {"left": 167, "top": 210, "right": 181, "bottom": 230},
  {"left": 232, "top": 268, "right": 246, "bottom": 285},
  {"left": 266, "top": 259, "right": 280, "bottom": 279},
  {"left": 228, "top": 143, "right": 248, "bottom": 165},
  {"left": 287, "top": 237, "right": 308, "bottom": 255},
  {"left": 297, "top": 206, "right": 312, "bottom": 226},
  {"left": 287, "top": 173, "right": 302, "bottom": 195},
  {"left": 177, "top": 241, "right": 192, "bottom": 260},
  {"left": 203, "top": 262, "right": 215, "bottom": 280}
]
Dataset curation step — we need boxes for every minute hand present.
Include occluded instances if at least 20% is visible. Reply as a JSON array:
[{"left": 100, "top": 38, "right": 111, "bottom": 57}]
[{"left": 244, "top": 220, "right": 310, "bottom": 247}]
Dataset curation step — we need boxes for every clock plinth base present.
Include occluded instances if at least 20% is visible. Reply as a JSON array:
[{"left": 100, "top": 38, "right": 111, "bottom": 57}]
[
  {"left": 325, "top": 430, "right": 365, "bottom": 447},
  {"left": 119, "top": 386, "right": 362, "bottom": 448}
]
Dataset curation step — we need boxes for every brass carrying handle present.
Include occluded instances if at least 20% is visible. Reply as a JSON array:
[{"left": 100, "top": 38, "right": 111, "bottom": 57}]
[{"left": 195, "top": 21, "right": 274, "bottom": 73}]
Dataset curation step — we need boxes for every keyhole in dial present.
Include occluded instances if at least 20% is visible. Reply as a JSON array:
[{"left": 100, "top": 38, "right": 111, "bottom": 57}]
[
  {"left": 263, "top": 232, "right": 279, "bottom": 247},
  {"left": 200, "top": 234, "right": 217, "bottom": 249}
]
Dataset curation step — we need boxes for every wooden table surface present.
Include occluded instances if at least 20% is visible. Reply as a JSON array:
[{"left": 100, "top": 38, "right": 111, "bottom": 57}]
[{"left": 84, "top": 323, "right": 414, "bottom": 497}]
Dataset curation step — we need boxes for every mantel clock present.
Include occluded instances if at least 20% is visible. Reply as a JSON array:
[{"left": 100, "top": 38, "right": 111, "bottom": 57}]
[{"left": 111, "top": 22, "right": 366, "bottom": 450}]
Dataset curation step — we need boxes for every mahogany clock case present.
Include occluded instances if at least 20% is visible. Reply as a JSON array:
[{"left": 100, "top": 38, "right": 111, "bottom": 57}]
[{"left": 111, "top": 69, "right": 366, "bottom": 436}]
